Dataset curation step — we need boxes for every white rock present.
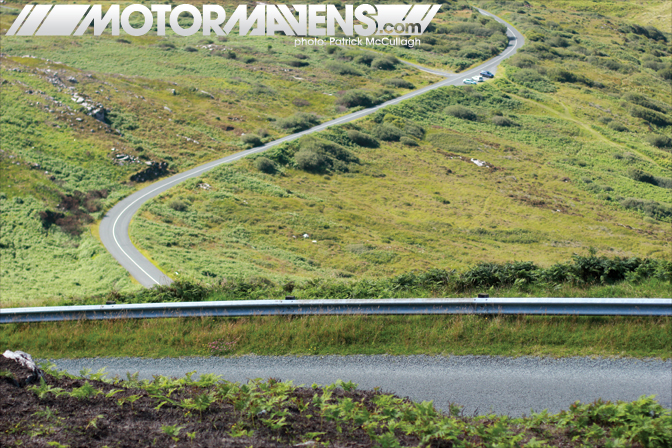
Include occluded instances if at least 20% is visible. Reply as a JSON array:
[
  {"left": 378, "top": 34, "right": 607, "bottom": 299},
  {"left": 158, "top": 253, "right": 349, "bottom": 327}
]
[{"left": 2, "top": 350, "right": 44, "bottom": 385}]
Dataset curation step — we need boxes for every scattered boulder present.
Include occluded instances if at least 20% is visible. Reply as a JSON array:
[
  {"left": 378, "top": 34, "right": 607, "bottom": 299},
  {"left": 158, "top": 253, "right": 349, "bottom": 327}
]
[
  {"left": 91, "top": 107, "right": 106, "bottom": 122},
  {"left": 130, "top": 161, "right": 170, "bottom": 183},
  {"left": 71, "top": 94, "right": 108, "bottom": 123}
]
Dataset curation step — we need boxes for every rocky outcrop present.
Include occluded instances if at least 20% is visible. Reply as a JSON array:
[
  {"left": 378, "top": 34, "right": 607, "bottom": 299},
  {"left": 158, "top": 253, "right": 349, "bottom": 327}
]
[{"left": 130, "top": 161, "right": 170, "bottom": 183}]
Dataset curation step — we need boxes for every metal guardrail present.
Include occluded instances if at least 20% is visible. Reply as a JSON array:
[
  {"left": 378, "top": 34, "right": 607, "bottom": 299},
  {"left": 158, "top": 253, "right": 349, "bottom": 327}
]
[{"left": 1, "top": 298, "right": 670, "bottom": 323}]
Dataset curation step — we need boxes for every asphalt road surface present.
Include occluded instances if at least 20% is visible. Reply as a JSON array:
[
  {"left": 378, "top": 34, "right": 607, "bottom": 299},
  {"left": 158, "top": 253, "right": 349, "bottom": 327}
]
[
  {"left": 48, "top": 355, "right": 671, "bottom": 416},
  {"left": 99, "top": 9, "right": 526, "bottom": 287}
]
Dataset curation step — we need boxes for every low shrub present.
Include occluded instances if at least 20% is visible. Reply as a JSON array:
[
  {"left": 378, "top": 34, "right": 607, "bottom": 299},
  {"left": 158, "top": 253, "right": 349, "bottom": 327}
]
[
  {"left": 630, "top": 106, "right": 671, "bottom": 126},
  {"left": 548, "top": 35, "right": 570, "bottom": 48},
  {"left": 547, "top": 68, "right": 577, "bottom": 83},
  {"left": 346, "top": 130, "right": 380, "bottom": 148},
  {"left": 458, "top": 46, "right": 490, "bottom": 59},
  {"left": 509, "top": 54, "right": 539, "bottom": 68},
  {"left": 627, "top": 168, "right": 656, "bottom": 184},
  {"left": 354, "top": 53, "right": 375, "bottom": 66},
  {"left": 448, "top": 22, "right": 499, "bottom": 37},
  {"left": 382, "top": 78, "right": 415, "bottom": 89},
  {"left": 295, "top": 149, "right": 329, "bottom": 173},
  {"left": 371, "top": 57, "right": 397, "bottom": 70},
  {"left": 285, "top": 60, "right": 309, "bottom": 67},
  {"left": 295, "top": 137, "right": 358, "bottom": 173},
  {"left": 169, "top": 199, "right": 189, "bottom": 212},
  {"left": 608, "top": 121, "right": 628, "bottom": 132},
  {"left": 623, "top": 93, "right": 667, "bottom": 113},
  {"left": 277, "top": 113, "right": 320, "bottom": 132},
  {"left": 646, "top": 134, "right": 672, "bottom": 149},
  {"left": 337, "top": 90, "right": 374, "bottom": 109},
  {"left": 255, "top": 157, "right": 276, "bottom": 174},
  {"left": 456, "top": 255, "right": 671, "bottom": 289},
  {"left": 444, "top": 105, "right": 478, "bottom": 121},
  {"left": 621, "top": 197, "right": 672, "bottom": 221},
  {"left": 371, "top": 124, "right": 403, "bottom": 141},
  {"left": 404, "top": 124, "right": 425, "bottom": 140},
  {"left": 628, "top": 168, "right": 672, "bottom": 189},
  {"left": 492, "top": 116, "right": 514, "bottom": 126},
  {"left": 107, "top": 256, "right": 671, "bottom": 304},
  {"left": 658, "top": 67, "right": 672, "bottom": 80},
  {"left": 301, "top": 138, "right": 358, "bottom": 164},
  {"left": 400, "top": 136, "right": 419, "bottom": 146},
  {"left": 241, "top": 134, "right": 263, "bottom": 147}
]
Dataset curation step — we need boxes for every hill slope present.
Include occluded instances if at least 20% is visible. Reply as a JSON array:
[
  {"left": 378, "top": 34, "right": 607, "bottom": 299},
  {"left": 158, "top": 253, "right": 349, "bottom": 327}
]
[
  {"left": 1, "top": 0, "right": 670, "bottom": 302},
  {"left": 129, "top": 1, "right": 672, "bottom": 284}
]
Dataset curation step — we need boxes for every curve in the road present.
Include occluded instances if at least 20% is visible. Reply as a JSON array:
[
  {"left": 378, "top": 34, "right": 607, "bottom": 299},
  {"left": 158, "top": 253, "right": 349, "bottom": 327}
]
[{"left": 99, "top": 9, "right": 525, "bottom": 287}]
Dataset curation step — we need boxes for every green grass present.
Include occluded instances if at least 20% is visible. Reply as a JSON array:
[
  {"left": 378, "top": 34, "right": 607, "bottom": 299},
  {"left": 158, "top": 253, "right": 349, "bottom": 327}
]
[
  {"left": 1, "top": 0, "right": 670, "bottom": 302},
  {"left": 130, "top": 105, "right": 671, "bottom": 283},
  {"left": 125, "top": 0, "right": 672, "bottom": 285},
  {"left": 2, "top": 313, "right": 670, "bottom": 359},
  {"left": 0, "top": 1, "right": 519, "bottom": 302},
  {"left": 0, "top": 196, "right": 139, "bottom": 303}
]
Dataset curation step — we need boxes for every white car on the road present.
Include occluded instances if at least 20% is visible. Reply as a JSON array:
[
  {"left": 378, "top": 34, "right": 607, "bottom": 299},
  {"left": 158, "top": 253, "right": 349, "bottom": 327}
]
[{"left": 472, "top": 75, "right": 485, "bottom": 82}]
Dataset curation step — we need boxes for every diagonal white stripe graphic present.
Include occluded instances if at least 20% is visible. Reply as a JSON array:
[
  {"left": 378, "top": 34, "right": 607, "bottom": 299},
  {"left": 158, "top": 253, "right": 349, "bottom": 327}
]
[
  {"left": 5, "top": 5, "right": 33, "bottom": 36},
  {"left": 403, "top": 5, "right": 431, "bottom": 24},
  {"left": 36, "top": 5, "right": 90, "bottom": 36},
  {"left": 15, "top": 4, "right": 52, "bottom": 35}
]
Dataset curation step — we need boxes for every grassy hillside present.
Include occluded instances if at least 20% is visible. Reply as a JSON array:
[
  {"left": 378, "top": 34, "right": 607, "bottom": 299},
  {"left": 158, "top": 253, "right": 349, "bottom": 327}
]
[
  {"left": 0, "top": 1, "right": 512, "bottom": 303},
  {"left": 0, "top": 0, "right": 670, "bottom": 303},
  {"left": 128, "top": 0, "right": 672, "bottom": 285}
]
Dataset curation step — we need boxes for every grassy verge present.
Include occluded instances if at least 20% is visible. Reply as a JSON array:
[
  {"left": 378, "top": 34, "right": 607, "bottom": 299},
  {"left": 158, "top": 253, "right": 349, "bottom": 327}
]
[
  {"left": 2, "top": 313, "right": 669, "bottom": 359},
  {"left": 2, "top": 360, "right": 670, "bottom": 447}
]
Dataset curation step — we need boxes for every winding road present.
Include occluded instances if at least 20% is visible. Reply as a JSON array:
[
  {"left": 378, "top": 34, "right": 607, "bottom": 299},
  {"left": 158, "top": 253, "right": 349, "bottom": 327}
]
[
  {"left": 99, "top": 8, "right": 525, "bottom": 287},
  {"left": 85, "top": 18, "right": 672, "bottom": 418}
]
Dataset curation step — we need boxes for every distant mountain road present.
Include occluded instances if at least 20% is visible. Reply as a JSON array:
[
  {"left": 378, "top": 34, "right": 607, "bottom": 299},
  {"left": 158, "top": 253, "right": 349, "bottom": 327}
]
[
  {"left": 48, "top": 355, "right": 671, "bottom": 416},
  {"left": 99, "top": 9, "right": 525, "bottom": 287}
]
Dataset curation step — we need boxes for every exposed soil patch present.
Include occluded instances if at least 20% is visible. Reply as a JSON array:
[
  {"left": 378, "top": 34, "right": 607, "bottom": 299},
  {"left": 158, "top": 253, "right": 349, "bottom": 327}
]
[
  {"left": 1, "top": 356, "right": 423, "bottom": 448},
  {"left": 1, "top": 355, "right": 669, "bottom": 447}
]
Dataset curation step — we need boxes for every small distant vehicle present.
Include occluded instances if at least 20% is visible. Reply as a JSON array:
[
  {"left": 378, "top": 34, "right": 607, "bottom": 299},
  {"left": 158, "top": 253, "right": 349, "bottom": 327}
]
[
  {"left": 463, "top": 78, "right": 478, "bottom": 85},
  {"left": 480, "top": 70, "right": 494, "bottom": 78},
  {"left": 473, "top": 75, "right": 485, "bottom": 82}
]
